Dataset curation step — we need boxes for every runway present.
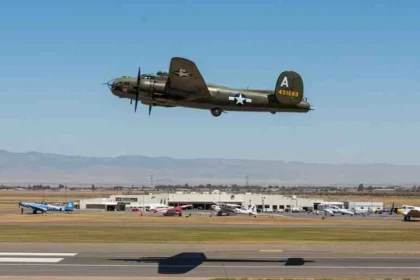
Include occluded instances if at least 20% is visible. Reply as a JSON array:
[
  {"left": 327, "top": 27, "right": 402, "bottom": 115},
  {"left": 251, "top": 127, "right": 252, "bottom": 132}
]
[{"left": 1, "top": 243, "right": 420, "bottom": 279}]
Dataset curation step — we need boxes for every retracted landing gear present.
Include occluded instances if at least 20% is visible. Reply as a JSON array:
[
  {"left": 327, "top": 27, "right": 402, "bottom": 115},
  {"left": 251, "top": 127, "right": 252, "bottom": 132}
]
[{"left": 211, "top": 108, "right": 222, "bottom": 117}]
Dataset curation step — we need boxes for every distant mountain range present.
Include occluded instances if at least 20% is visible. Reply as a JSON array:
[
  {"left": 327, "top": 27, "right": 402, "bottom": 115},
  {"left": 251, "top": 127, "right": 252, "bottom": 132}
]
[{"left": 0, "top": 150, "right": 419, "bottom": 187}]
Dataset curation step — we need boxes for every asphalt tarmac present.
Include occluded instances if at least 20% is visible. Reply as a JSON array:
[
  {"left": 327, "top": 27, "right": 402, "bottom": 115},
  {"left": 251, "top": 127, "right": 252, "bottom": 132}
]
[{"left": 2, "top": 243, "right": 420, "bottom": 279}]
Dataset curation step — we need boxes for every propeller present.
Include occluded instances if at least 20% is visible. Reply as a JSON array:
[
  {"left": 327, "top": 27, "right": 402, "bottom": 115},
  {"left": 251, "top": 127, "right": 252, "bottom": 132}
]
[
  {"left": 134, "top": 67, "right": 141, "bottom": 112},
  {"left": 389, "top": 202, "right": 395, "bottom": 215},
  {"left": 149, "top": 104, "right": 152, "bottom": 116}
]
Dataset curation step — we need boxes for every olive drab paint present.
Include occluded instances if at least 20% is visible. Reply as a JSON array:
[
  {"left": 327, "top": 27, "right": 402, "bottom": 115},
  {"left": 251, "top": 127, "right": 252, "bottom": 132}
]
[
  {"left": 274, "top": 71, "right": 304, "bottom": 106},
  {"left": 107, "top": 57, "right": 311, "bottom": 117}
]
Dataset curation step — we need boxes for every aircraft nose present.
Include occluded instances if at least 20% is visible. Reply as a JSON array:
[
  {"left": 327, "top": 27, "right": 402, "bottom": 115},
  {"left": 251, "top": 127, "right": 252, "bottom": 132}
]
[{"left": 106, "top": 79, "right": 121, "bottom": 96}]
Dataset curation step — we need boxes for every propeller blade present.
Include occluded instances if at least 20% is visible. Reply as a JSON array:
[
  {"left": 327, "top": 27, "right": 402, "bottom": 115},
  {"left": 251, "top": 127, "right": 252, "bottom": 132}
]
[
  {"left": 149, "top": 105, "right": 152, "bottom": 116},
  {"left": 134, "top": 95, "right": 139, "bottom": 112},
  {"left": 130, "top": 99, "right": 132, "bottom": 105},
  {"left": 134, "top": 67, "right": 141, "bottom": 113},
  {"left": 390, "top": 202, "right": 395, "bottom": 215}
]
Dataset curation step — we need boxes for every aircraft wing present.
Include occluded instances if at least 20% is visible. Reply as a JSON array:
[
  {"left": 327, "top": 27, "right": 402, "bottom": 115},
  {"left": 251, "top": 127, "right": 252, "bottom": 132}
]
[
  {"left": 216, "top": 202, "right": 241, "bottom": 209},
  {"left": 338, "top": 209, "right": 354, "bottom": 215},
  {"left": 180, "top": 204, "right": 193, "bottom": 209},
  {"left": 403, "top": 209, "right": 420, "bottom": 217},
  {"left": 21, "top": 203, "right": 48, "bottom": 212},
  {"left": 166, "top": 57, "right": 211, "bottom": 100},
  {"left": 324, "top": 209, "right": 334, "bottom": 215}
]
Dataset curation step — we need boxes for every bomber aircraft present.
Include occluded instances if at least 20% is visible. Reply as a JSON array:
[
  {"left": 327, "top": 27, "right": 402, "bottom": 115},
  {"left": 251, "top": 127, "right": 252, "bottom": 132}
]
[{"left": 106, "top": 57, "right": 312, "bottom": 117}]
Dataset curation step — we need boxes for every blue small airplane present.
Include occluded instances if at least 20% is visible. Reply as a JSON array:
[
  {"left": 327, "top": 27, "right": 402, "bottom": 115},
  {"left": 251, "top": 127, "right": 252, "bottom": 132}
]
[{"left": 18, "top": 201, "right": 75, "bottom": 214}]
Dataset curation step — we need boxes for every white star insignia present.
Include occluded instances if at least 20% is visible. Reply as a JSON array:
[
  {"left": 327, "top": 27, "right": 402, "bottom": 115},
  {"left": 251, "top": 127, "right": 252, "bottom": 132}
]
[{"left": 229, "top": 93, "right": 252, "bottom": 105}]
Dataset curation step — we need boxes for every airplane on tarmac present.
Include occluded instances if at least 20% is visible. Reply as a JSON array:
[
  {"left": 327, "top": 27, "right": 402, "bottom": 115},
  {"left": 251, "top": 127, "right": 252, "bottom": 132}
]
[
  {"left": 105, "top": 57, "right": 312, "bottom": 117},
  {"left": 390, "top": 203, "right": 420, "bottom": 221},
  {"left": 211, "top": 202, "right": 242, "bottom": 212},
  {"left": 19, "top": 201, "right": 75, "bottom": 214},
  {"left": 316, "top": 203, "right": 354, "bottom": 216},
  {"left": 146, "top": 203, "right": 171, "bottom": 211},
  {"left": 211, "top": 203, "right": 258, "bottom": 217},
  {"left": 233, "top": 205, "right": 258, "bottom": 217},
  {"left": 152, "top": 204, "right": 193, "bottom": 216}
]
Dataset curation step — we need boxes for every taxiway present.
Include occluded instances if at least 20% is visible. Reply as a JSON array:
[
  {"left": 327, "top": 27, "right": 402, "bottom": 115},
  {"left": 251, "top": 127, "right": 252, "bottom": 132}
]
[{"left": 1, "top": 243, "right": 420, "bottom": 279}]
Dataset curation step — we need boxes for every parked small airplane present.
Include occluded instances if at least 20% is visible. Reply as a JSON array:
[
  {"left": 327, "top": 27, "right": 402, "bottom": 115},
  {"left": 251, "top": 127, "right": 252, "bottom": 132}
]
[
  {"left": 152, "top": 204, "right": 193, "bottom": 216},
  {"left": 317, "top": 203, "right": 354, "bottom": 216},
  {"left": 390, "top": 203, "right": 420, "bottom": 221},
  {"left": 233, "top": 205, "right": 258, "bottom": 217},
  {"left": 212, "top": 203, "right": 258, "bottom": 217},
  {"left": 146, "top": 203, "right": 172, "bottom": 211},
  {"left": 211, "top": 202, "right": 241, "bottom": 212},
  {"left": 19, "top": 201, "right": 75, "bottom": 214}
]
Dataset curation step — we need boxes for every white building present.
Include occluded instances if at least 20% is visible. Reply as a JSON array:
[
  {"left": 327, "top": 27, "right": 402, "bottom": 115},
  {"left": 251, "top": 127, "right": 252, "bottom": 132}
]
[
  {"left": 347, "top": 201, "right": 383, "bottom": 212},
  {"left": 79, "top": 191, "right": 323, "bottom": 212}
]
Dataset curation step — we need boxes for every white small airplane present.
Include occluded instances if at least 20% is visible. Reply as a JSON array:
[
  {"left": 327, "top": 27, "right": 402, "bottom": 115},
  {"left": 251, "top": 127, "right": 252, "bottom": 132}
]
[
  {"left": 391, "top": 203, "right": 420, "bottom": 221},
  {"left": 353, "top": 207, "right": 370, "bottom": 215},
  {"left": 234, "top": 205, "right": 258, "bottom": 216},
  {"left": 317, "top": 203, "right": 354, "bottom": 216},
  {"left": 147, "top": 203, "right": 172, "bottom": 211},
  {"left": 211, "top": 202, "right": 241, "bottom": 212}
]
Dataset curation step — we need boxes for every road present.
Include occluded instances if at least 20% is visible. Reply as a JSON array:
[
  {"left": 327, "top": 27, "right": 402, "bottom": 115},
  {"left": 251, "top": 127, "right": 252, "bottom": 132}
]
[{"left": 1, "top": 243, "right": 420, "bottom": 279}]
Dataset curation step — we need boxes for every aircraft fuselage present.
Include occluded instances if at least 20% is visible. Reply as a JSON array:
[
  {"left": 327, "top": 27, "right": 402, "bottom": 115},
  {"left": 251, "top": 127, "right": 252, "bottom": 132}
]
[{"left": 109, "top": 75, "right": 311, "bottom": 115}]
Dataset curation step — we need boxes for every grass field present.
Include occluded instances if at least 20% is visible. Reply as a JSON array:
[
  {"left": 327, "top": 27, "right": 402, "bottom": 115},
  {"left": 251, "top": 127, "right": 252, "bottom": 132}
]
[
  {"left": 0, "top": 211, "right": 418, "bottom": 227},
  {"left": 0, "top": 224, "right": 419, "bottom": 243}
]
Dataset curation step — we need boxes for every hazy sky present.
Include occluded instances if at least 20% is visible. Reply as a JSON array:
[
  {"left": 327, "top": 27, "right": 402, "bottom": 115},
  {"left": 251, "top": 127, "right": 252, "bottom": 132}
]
[{"left": 1, "top": 0, "right": 419, "bottom": 165}]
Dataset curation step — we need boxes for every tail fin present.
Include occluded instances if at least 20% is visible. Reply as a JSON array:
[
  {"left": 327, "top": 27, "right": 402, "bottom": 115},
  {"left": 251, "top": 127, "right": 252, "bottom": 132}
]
[
  {"left": 64, "top": 201, "right": 74, "bottom": 211},
  {"left": 249, "top": 205, "right": 257, "bottom": 213},
  {"left": 274, "top": 71, "right": 304, "bottom": 105}
]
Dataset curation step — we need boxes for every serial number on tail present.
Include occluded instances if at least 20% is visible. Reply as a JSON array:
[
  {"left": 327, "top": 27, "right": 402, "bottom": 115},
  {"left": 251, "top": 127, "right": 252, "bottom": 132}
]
[{"left": 277, "top": 89, "right": 299, "bottom": 97}]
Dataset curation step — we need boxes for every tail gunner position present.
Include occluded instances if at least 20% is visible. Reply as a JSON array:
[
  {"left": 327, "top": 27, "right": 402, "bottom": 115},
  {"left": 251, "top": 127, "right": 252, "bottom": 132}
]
[{"left": 106, "top": 57, "right": 312, "bottom": 117}]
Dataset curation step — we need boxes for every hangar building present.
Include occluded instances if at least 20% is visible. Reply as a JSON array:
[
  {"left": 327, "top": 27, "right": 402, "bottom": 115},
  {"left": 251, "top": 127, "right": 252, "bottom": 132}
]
[{"left": 79, "top": 190, "right": 323, "bottom": 212}]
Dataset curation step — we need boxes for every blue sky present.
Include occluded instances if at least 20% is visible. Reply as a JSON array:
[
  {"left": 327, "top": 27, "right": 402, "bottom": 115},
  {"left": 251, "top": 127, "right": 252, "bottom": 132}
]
[{"left": 1, "top": 0, "right": 419, "bottom": 165}]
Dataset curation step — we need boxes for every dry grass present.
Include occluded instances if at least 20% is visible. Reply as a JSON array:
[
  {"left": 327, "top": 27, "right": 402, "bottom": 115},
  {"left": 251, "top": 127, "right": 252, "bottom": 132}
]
[{"left": 1, "top": 224, "right": 419, "bottom": 243}]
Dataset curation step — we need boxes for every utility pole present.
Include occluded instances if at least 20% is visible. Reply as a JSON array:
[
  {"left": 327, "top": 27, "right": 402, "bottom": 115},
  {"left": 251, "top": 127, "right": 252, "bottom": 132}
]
[
  {"left": 150, "top": 175, "right": 154, "bottom": 189},
  {"left": 245, "top": 175, "right": 249, "bottom": 187}
]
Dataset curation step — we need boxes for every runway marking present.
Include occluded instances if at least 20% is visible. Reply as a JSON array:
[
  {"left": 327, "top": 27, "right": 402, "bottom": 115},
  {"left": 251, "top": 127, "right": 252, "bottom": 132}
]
[
  {"left": 0, "top": 258, "right": 64, "bottom": 263},
  {"left": 0, "top": 253, "right": 77, "bottom": 257}
]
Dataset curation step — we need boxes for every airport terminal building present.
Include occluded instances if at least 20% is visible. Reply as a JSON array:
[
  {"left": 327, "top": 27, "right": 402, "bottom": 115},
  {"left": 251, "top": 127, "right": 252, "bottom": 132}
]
[{"left": 79, "top": 191, "right": 323, "bottom": 212}]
